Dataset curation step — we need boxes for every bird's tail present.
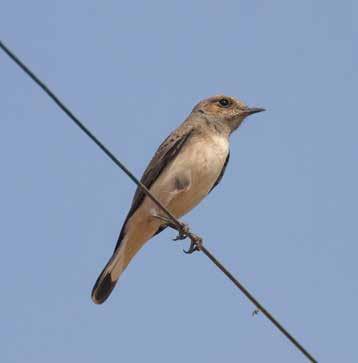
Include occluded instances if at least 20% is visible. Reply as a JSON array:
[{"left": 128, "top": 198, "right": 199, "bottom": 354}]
[
  {"left": 91, "top": 242, "right": 127, "bottom": 304},
  {"left": 92, "top": 221, "right": 155, "bottom": 304}
]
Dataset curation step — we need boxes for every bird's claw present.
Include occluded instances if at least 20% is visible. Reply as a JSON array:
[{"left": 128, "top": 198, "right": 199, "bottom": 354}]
[
  {"left": 183, "top": 234, "right": 203, "bottom": 254},
  {"left": 152, "top": 213, "right": 202, "bottom": 254},
  {"left": 183, "top": 241, "right": 199, "bottom": 254},
  {"left": 170, "top": 221, "right": 203, "bottom": 254},
  {"left": 173, "top": 222, "right": 190, "bottom": 241}
]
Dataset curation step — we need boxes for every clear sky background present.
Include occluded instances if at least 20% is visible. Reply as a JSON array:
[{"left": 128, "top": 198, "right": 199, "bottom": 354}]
[{"left": 0, "top": 1, "right": 356, "bottom": 362}]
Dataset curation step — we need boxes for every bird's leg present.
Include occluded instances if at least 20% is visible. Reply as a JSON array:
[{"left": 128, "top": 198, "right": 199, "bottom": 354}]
[
  {"left": 152, "top": 213, "right": 175, "bottom": 227},
  {"left": 172, "top": 222, "right": 190, "bottom": 241},
  {"left": 152, "top": 213, "right": 190, "bottom": 240},
  {"left": 152, "top": 212, "right": 203, "bottom": 253}
]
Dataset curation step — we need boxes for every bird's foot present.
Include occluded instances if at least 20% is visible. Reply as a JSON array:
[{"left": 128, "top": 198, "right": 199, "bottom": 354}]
[
  {"left": 183, "top": 233, "right": 203, "bottom": 254},
  {"left": 171, "top": 221, "right": 203, "bottom": 254},
  {"left": 173, "top": 222, "right": 190, "bottom": 241},
  {"left": 152, "top": 214, "right": 190, "bottom": 240},
  {"left": 152, "top": 213, "right": 202, "bottom": 254}
]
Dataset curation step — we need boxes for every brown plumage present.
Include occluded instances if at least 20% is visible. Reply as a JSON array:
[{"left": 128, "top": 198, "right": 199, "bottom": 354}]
[{"left": 92, "top": 95, "right": 265, "bottom": 304}]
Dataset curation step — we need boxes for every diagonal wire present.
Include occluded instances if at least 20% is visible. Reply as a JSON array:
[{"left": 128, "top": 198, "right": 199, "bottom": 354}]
[{"left": 0, "top": 39, "right": 318, "bottom": 363}]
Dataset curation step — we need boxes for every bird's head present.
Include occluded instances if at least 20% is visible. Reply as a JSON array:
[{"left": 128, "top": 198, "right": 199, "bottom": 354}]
[{"left": 192, "top": 95, "right": 265, "bottom": 134}]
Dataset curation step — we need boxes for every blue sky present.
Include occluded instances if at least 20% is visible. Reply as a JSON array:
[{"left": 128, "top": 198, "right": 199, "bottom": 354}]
[{"left": 0, "top": 1, "right": 356, "bottom": 362}]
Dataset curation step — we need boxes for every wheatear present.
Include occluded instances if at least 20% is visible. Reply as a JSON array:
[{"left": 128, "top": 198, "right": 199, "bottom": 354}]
[{"left": 92, "top": 95, "right": 265, "bottom": 304}]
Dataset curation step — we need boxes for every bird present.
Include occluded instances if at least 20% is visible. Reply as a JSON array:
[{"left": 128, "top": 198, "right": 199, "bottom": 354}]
[{"left": 91, "top": 95, "right": 265, "bottom": 304}]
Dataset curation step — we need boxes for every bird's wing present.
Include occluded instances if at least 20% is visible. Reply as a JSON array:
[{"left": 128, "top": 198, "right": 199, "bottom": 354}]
[
  {"left": 114, "top": 126, "right": 195, "bottom": 251},
  {"left": 209, "top": 151, "right": 230, "bottom": 193}
]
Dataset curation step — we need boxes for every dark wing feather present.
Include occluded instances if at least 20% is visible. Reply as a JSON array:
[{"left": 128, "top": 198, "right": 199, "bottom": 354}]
[
  {"left": 209, "top": 151, "right": 230, "bottom": 193},
  {"left": 114, "top": 127, "right": 194, "bottom": 251}
]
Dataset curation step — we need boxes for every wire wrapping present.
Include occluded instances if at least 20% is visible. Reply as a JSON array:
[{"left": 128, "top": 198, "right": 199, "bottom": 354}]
[{"left": 0, "top": 39, "right": 318, "bottom": 363}]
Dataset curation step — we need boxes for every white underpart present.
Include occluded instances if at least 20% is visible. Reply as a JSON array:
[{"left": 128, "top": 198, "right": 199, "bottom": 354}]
[{"left": 151, "top": 132, "right": 230, "bottom": 218}]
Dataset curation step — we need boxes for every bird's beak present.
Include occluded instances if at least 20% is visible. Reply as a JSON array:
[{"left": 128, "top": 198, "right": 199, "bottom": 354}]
[{"left": 243, "top": 107, "right": 266, "bottom": 116}]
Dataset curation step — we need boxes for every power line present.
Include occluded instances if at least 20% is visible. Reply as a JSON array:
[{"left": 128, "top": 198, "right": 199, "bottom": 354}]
[{"left": 0, "top": 39, "right": 318, "bottom": 363}]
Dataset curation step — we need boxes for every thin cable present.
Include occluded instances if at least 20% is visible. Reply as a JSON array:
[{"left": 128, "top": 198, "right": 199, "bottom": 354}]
[
  {"left": 0, "top": 40, "right": 318, "bottom": 363},
  {"left": 0, "top": 40, "right": 180, "bottom": 230}
]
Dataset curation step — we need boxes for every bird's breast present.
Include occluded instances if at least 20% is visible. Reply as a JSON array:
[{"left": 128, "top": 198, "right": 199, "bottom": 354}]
[
  {"left": 190, "top": 134, "right": 229, "bottom": 182},
  {"left": 165, "top": 133, "right": 230, "bottom": 217}
]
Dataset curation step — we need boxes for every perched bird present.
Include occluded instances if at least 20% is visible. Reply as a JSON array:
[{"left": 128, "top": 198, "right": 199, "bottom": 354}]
[{"left": 92, "top": 95, "right": 265, "bottom": 304}]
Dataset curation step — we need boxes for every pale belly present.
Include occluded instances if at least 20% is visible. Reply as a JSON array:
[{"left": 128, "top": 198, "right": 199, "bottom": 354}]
[{"left": 156, "top": 133, "right": 230, "bottom": 218}]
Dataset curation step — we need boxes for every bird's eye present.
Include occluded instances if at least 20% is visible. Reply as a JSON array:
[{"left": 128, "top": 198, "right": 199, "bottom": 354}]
[{"left": 218, "top": 98, "right": 230, "bottom": 107}]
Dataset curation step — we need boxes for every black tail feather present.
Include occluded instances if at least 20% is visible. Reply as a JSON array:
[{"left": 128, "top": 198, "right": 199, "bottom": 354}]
[{"left": 91, "top": 264, "right": 118, "bottom": 304}]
